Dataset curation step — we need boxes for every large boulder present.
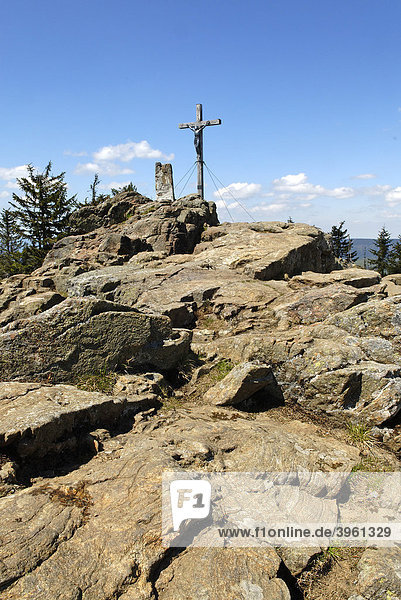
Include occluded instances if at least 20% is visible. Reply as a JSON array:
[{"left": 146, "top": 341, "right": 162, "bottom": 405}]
[
  {"left": 0, "top": 298, "right": 191, "bottom": 382},
  {"left": 0, "top": 382, "right": 159, "bottom": 461},
  {"left": 203, "top": 361, "right": 281, "bottom": 407},
  {"left": 195, "top": 221, "right": 337, "bottom": 279},
  {"left": 273, "top": 283, "right": 370, "bottom": 327},
  {"left": 289, "top": 268, "right": 381, "bottom": 289}
]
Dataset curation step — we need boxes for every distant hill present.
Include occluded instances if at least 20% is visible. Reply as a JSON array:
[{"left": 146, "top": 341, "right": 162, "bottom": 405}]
[{"left": 351, "top": 238, "right": 397, "bottom": 268}]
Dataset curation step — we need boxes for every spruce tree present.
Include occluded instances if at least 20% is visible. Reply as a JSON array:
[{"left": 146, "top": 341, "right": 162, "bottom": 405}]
[
  {"left": 368, "top": 226, "right": 393, "bottom": 276},
  {"left": 10, "top": 162, "right": 77, "bottom": 271},
  {"left": 90, "top": 173, "right": 101, "bottom": 205},
  {"left": 330, "top": 221, "right": 358, "bottom": 262},
  {"left": 344, "top": 237, "right": 358, "bottom": 263},
  {"left": 0, "top": 209, "right": 23, "bottom": 277},
  {"left": 388, "top": 235, "right": 401, "bottom": 274}
]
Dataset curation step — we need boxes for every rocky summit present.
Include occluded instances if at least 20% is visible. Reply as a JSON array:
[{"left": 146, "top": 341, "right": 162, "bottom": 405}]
[{"left": 0, "top": 187, "right": 400, "bottom": 599}]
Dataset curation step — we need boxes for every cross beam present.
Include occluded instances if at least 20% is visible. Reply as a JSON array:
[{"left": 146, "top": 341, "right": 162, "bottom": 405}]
[{"left": 178, "top": 104, "right": 221, "bottom": 199}]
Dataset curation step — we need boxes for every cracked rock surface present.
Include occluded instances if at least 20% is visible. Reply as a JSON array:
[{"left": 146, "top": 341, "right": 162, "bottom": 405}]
[{"left": 0, "top": 192, "right": 400, "bottom": 598}]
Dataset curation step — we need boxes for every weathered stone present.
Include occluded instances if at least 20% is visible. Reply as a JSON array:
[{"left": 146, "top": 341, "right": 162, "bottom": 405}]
[
  {"left": 326, "top": 296, "right": 401, "bottom": 345},
  {"left": 41, "top": 194, "right": 218, "bottom": 275},
  {"left": 68, "top": 190, "right": 150, "bottom": 235},
  {"left": 1, "top": 176, "right": 400, "bottom": 598},
  {"left": 203, "top": 361, "right": 281, "bottom": 407},
  {"left": 0, "top": 381, "right": 160, "bottom": 459},
  {"left": 197, "top": 320, "right": 401, "bottom": 425},
  {"left": 383, "top": 273, "right": 401, "bottom": 285},
  {"left": 277, "top": 547, "right": 321, "bottom": 576},
  {"left": 0, "top": 404, "right": 360, "bottom": 599},
  {"left": 155, "top": 162, "right": 175, "bottom": 202},
  {"left": 63, "top": 222, "right": 345, "bottom": 329},
  {"left": 0, "top": 291, "right": 64, "bottom": 327},
  {"left": 98, "top": 233, "right": 133, "bottom": 255},
  {"left": 304, "top": 362, "right": 401, "bottom": 422},
  {"left": 290, "top": 268, "right": 381, "bottom": 289},
  {"left": 194, "top": 221, "right": 337, "bottom": 279},
  {"left": 113, "top": 372, "right": 165, "bottom": 398},
  {"left": 0, "top": 298, "right": 191, "bottom": 382},
  {"left": 355, "top": 548, "right": 401, "bottom": 599},
  {"left": 155, "top": 548, "right": 291, "bottom": 600},
  {"left": 274, "top": 283, "right": 369, "bottom": 327}
]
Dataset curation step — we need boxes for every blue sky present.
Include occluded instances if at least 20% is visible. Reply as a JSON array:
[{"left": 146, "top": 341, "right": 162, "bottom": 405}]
[{"left": 1, "top": 0, "right": 401, "bottom": 237}]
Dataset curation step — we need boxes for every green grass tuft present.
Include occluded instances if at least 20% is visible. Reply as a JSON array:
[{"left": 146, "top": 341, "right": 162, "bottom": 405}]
[
  {"left": 210, "top": 359, "right": 234, "bottom": 382},
  {"left": 346, "top": 421, "right": 378, "bottom": 451},
  {"left": 74, "top": 365, "right": 117, "bottom": 394}
]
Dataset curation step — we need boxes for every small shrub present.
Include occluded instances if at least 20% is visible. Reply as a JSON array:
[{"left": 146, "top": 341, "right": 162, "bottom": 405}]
[{"left": 346, "top": 422, "right": 378, "bottom": 451}]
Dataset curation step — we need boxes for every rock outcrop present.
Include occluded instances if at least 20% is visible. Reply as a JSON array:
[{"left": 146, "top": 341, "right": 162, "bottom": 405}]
[
  {"left": 0, "top": 297, "right": 190, "bottom": 381},
  {"left": 0, "top": 402, "right": 360, "bottom": 599},
  {"left": 0, "top": 188, "right": 400, "bottom": 599}
]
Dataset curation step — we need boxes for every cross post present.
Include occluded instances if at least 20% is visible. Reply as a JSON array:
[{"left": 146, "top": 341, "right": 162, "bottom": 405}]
[{"left": 178, "top": 104, "right": 221, "bottom": 200}]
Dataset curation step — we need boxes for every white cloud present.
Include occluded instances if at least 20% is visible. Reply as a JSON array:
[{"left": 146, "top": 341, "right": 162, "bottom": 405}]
[
  {"left": 251, "top": 203, "right": 287, "bottom": 213},
  {"left": 215, "top": 200, "right": 226, "bottom": 209},
  {"left": 385, "top": 186, "right": 401, "bottom": 206},
  {"left": 75, "top": 162, "right": 134, "bottom": 176},
  {"left": 276, "top": 173, "right": 307, "bottom": 186},
  {"left": 352, "top": 173, "right": 377, "bottom": 180},
  {"left": 74, "top": 140, "right": 173, "bottom": 180},
  {"left": 0, "top": 165, "right": 29, "bottom": 180},
  {"left": 93, "top": 140, "right": 174, "bottom": 162},
  {"left": 381, "top": 211, "right": 401, "bottom": 219},
  {"left": 365, "top": 184, "right": 392, "bottom": 196},
  {"left": 5, "top": 181, "right": 20, "bottom": 189},
  {"left": 213, "top": 182, "right": 262, "bottom": 200},
  {"left": 0, "top": 191, "right": 10, "bottom": 199},
  {"left": 99, "top": 180, "right": 132, "bottom": 191},
  {"left": 272, "top": 172, "right": 354, "bottom": 200}
]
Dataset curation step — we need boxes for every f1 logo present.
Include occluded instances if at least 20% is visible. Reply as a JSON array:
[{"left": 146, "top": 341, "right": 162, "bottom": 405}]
[{"left": 170, "top": 479, "right": 212, "bottom": 531}]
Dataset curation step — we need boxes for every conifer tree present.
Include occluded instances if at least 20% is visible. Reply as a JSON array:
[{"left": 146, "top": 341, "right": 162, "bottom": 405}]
[
  {"left": 388, "top": 235, "right": 401, "bottom": 274},
  {"left": 330, "top": 221, "right": 358, "bottom": 262},
  {"left": 10, "top": 162, "right": 77, "bottom": 271},
  {"left": 344, "top": 237, "right": 358, "bottom": 263},
  {"left": 368, "top": 226, "right": 393, "bottom": 276},
  {"left": 0, "top": 209, "right": 22, "bottom": 277},
  {"left": 90, "top": 173, "right": 101, "bottom": 205}
]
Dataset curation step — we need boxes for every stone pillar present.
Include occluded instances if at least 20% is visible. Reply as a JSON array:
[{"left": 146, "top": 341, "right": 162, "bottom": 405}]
[{"left": 155, "top": 162, "right": 175, "bottom": 202}]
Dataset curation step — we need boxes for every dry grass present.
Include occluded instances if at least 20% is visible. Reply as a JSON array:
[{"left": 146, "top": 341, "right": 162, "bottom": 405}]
[
  {"left": 74, "top": 366, "right": 117, "bottom": 394},
  {"left": 298, "top": 547, "right": 364, "bottom": 600},
  {"left": 32, "top": 480, "right": 93, "bottom": 519}
]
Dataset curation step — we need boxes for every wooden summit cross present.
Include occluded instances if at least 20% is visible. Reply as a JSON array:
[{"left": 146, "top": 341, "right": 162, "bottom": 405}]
[{"left": 179, "top": 104, "right": 221, "bottom": 200}]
